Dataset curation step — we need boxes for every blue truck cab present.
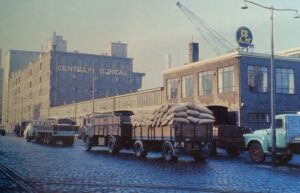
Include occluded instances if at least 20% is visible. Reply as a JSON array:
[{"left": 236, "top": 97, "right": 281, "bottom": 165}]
[{"left": 243, "top": 114, "right": 300, "bottom": 164}]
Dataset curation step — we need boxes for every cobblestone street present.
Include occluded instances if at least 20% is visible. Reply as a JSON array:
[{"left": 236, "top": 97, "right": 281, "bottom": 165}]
[{"left": 0, "top": 135, "right": 300, "bottom": 193}]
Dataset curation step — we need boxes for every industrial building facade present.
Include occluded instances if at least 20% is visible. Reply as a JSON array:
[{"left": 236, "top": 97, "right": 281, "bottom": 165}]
[
  {"left": 46, "top": 50, "right": 300, "bottom": 131},
  {"left": 7, "top": 48, "right": 144, "bottom": 130},
  {"left": 164, "top": 51, "right": 300, "bottom": 130},
  {"left": 1, "top": 50, "right": 41, "bottom": 127}
]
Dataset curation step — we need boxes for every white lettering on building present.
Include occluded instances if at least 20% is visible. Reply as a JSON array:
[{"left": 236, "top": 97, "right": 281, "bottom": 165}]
[{"left": 57, "top": 65, "right": 128, "bottom": 76}]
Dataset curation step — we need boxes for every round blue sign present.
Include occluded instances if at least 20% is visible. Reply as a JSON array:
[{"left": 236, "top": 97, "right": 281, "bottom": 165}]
[{"left": 236, "top": 26, "right": 253, "bottom": 48}]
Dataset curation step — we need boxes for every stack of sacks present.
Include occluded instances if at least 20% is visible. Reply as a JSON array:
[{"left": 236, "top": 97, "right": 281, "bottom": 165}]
[
  {"left": 131, "top": 103, "right": 215, "bottom": 127},
  {"left": 130, "top": 108, "right": 156, "bottom": 127}
]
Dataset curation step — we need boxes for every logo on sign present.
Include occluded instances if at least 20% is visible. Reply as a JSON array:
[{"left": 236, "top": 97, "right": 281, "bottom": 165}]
[{"left": 236, "top": 26, "right": 253, "bottom": 48}]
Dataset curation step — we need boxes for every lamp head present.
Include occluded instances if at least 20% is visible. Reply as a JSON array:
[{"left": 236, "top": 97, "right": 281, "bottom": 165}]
[{"left": 241, "top": 3, "right": 248, "bottom": 9}]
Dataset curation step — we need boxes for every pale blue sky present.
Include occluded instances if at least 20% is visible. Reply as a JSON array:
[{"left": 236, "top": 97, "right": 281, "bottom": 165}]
[{"left": 0, "top": 0, "right": 299, "bottom": 89}]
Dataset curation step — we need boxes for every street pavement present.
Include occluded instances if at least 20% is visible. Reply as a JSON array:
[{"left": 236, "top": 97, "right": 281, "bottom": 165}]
[{"left": 0, "top": 134, "right": 300, "bottom": 193}]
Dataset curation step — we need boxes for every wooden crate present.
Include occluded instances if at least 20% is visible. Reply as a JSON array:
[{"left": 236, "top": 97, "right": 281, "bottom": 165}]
[
  {"left": 162, "top": 125, "right": 172, "bottom": 140},
  {"left": 141, "top": 126, "right": 149, "bottom": 140},
  {"left": 155, "top": 126, "right": 162, "bottom": 140}
]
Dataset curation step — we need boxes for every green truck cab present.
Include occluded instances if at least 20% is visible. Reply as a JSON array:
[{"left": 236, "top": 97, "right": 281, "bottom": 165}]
[{"left": 244, "top": 114, "right": 300, "bottom": 164}]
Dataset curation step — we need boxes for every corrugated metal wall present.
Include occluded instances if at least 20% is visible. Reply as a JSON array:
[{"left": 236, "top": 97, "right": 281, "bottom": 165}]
[{"left": 49, "top": 87, "right": 164, "bottom": 122}]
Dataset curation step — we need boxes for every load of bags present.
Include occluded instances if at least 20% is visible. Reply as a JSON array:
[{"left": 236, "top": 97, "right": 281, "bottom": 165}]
[{"left": 131, "top": 103, "right": 215, "bottom": 127}]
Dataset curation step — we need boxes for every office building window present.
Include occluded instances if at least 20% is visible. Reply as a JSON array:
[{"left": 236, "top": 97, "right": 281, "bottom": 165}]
[
  {"left": 199, "top": 71, "right": 212, "bottom": 96},
  {"left": 248, "top": 65, "right": 268, "bottom": 92},
  {"left": 182, "top": 74, "right": 194, "bottom": 98},
  {"left": 276, "top": 68, "right": 294, "bottom": 94},
  {"left": 218, "top": 66, "right": 234, "bottom": 93},
  {"left": 248, "top": 113, "right": 269, "bottom": 123},
  {"left": 166, "top": 78, "right": 178, "bottom": 99}
]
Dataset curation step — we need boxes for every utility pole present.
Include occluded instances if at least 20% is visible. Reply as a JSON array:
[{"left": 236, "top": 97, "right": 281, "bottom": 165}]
[{"left": 92, "top": 68, "right": 95, "bottom": 117}]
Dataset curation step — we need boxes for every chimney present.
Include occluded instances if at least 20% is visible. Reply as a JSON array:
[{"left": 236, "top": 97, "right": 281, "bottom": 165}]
[
  {"left": 189, "top": 42, "right": 199, "bottom": 63},
  {"left": 165, "top": 54, "right": 172, "bottom": 69}
]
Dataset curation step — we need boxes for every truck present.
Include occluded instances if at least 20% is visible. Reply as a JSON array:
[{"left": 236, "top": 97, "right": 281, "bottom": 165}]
[
  {"left": 132, "top": 122, "right": 212, "bottom": 161},
  {"left": 24, "top": 118, "right": 79, "bottom": 146},
  {"left": 84, "top": 110, "right": 213, "bottom": 162},
  {"left": 84, "top": 111, "right": 133, "bottom": 153},
  {"left": 244, "top": 114, "right": 300, "bottom": 164},
  {"left": 207, "top": 106, "right": 250, "bottom": 157}
]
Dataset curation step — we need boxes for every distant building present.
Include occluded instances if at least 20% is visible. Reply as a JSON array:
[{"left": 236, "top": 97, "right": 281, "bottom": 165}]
[
  {"left": 106, "top": 42, "right": 127, "bottom": 58},
  {"left": 1, "top": 50, "right": 40, "bottom": 129},
  {"left": 7, "top": 42, "right": 144, "bottom": 129},
  {"left": 277, "top": 48, "right": 300, "bottom": 58},
  {"left": 0, "top": 49, "right": 2, "bottom": 125},
  {"left": 46, "top": 32, "right": 67, "bottom": 52}
]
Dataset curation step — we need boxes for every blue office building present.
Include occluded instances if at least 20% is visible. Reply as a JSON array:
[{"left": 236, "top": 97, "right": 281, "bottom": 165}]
[
  {"left": 164, "top": 51, "right": 300, "bottom": 130},
  {"left": 50, "top": 50, "right": 144, "bottom": 106}
]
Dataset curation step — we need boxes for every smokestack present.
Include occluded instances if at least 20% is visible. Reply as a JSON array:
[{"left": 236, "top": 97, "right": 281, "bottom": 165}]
[
  {"left": 165, "top": 54, "right": 172, "bottom": 69},
  {"left": 189, "top": 42, "right": 199, "bottom": 63}
]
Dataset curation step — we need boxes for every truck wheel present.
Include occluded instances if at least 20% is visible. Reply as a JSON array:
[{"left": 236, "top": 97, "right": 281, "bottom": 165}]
[
  {"left": 191, "top": 153, "right": 205, "bottom": 162},
  {"left": 134, "top": 140, "right": 147, "bottom": 158},
  {"left": 63, "top": 137, "right": 74, "bottom": 146},
  {"left": 26, "top": 134, "right": 31, "bottom": 142},
  {"left": 208, "top": 141, "right": 217, "bottom": 156},
  {"left": 249, "top": 142, "right": 265, "bottom": 164},
  {"left": 85, "top": 136, "right": 93, "bottom": 151},
  {"left": 162, "top": 142, "right": 177, "bottom": 162},
  {"left": 49, "top": 136, "right": 56, "bottom": 146},
  {"left": 226, "top": 148, "right": 240, "bottom": 157},
  {"left": 277, "top": 153, "right": 293, "bottom": 165},
  {"left": 107, "top": 136, "right": 120, "bottom": 154}
]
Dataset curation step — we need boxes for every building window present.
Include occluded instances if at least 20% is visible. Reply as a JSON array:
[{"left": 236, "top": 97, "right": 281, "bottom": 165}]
[
  {"left": 276, "top": 68, "right": 294, "bottom": 94},
  {"left": 166, "top": 78, "right": 178, "bottom": 99},
  {"left": 72, "top": 74, "right": 76, "bottom": 80},
  {"left": 72, "top": 86, "right": 77, "bottom": 92},
  {"left": 39, "top": 76, "right": 42, "bottom": 83},
  {"left": 218, "top": 66, "right": 234, "bottom": 93},
  {"left": 248, "top": 65, "right": 268, "bottom": 92},
  {"left": 199, "top": 71, "right": 212, "bottom": 96},
  {"left": 182, "top": 74, "right": 194, "bottom": 98},
  {"left": 248, "top": 113, "right": 269, "bottom": 123},
  {"left": 29, "top": 81, "right": 32, "bottom": 88}
]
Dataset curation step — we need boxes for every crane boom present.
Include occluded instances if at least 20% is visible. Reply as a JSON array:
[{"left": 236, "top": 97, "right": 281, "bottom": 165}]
[{"left": 176, "top": 2, "right": 234, "bottom": 55}]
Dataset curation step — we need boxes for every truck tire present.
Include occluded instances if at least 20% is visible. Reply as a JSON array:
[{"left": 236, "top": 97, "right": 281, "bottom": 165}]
[
  {"left": 226, "top": 148, "right": 240, "bottom": 157},
  {"left": 26, "top": 134, "right": 31, "bottom": 142},
  {"left": 48, "top": 136, "right": 56, "bottom": 146},
  {"left": 134, "top": 140, "right": 147, "bottom": 158},
  {"left": 191, "top": 153, "right": 205, "bottom": 162},
  {"left": 208, "top": 141, "right": 217, "bottom": 156},
  {"left": 277, "top": 153, "right": 293, "bottom": 165},
  {"left": 249, "top": 142, "right": 265, "bottom": 164},
  {"left": 161, "top": 141, "right": 177, "bottom": 162},
  {"left": 85, "top": 136, "right": 93, "bottom": 151},
  {"left": 107, "top": 136, "right": 120, "bottom": 154},
  {"left": 63, "top": 137, "right": 74, "bottom": 146}
]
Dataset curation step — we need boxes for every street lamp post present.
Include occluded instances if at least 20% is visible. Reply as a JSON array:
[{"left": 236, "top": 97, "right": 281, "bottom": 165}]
[
  {"left": 92, "top": 68, "right": 95, "bottom": 117},
  {"left": 241, "top": 0, "right": 299, "bottom": 166}
]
